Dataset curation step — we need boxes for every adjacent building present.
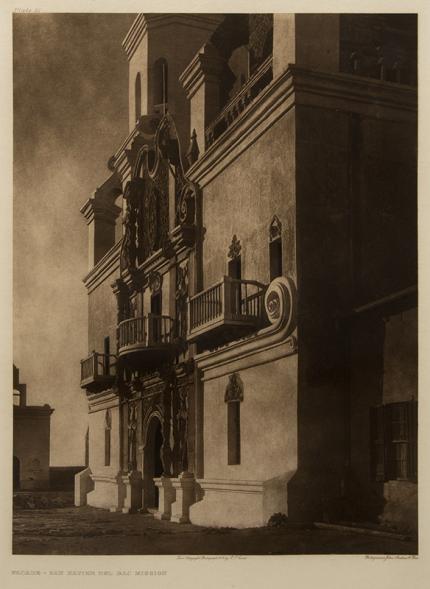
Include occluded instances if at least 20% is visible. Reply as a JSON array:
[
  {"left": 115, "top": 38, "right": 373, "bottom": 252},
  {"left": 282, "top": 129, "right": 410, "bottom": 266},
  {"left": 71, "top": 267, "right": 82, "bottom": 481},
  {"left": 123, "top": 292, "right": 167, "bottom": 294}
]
[
  {"left": 13, "top": 365, "right": 54, "bottom": 490},
  {"left": 78, "top": 14, "right": 417, "bottom": 531}
]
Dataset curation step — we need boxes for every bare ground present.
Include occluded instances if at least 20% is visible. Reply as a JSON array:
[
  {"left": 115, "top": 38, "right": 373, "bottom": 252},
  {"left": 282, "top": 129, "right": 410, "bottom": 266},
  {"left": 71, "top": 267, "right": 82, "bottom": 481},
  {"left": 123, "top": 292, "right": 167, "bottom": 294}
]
[{"left": 13, "top": 505, "right": 418, "bottom": 555}]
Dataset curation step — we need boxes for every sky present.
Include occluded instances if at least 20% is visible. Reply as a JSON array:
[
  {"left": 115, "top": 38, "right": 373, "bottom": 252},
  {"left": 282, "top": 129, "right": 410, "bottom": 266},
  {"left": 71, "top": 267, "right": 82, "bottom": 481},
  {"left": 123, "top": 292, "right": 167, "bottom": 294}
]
[{"left": 13, "top": 13, "right": 136, "bottom": 465}]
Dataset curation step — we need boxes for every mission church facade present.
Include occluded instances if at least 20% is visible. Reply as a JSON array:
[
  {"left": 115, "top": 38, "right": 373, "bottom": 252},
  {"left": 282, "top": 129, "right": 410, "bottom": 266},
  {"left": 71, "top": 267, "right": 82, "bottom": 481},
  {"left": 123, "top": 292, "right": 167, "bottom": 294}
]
[{"left": 77, "top": 14, "right": 418, "bottom": 530}]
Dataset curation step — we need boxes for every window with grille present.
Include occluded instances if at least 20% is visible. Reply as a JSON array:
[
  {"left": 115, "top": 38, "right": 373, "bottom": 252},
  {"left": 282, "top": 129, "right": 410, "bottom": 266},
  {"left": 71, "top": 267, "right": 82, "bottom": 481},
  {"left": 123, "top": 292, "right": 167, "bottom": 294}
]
[{"left": 370, "top": 400, "right": 417, "bottom": 482}]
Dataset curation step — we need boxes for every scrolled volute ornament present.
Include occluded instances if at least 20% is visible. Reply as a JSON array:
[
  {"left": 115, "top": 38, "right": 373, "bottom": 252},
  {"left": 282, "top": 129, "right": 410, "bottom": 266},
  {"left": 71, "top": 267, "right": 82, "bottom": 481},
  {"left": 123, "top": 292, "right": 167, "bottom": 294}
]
[
  {"left": 178, "top": 183, "right": 196, "bottom": 226},
  {"left": 264, "top": 275, "right": 297, "bottom": 337}
]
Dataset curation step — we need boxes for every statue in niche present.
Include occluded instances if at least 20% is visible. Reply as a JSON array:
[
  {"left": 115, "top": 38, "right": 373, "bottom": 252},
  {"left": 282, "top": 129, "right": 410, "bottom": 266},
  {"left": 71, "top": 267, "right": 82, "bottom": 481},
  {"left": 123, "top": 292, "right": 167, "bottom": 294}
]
[
  {"left": 175, "top": 263, "right": 189, "bottom": 340},
  {"left": 127, "top": 401, "right": 138, "bottom": 471},
  {"left": 122, "top": 205, "right": 137, "bottom": 270},
  {"left": 177, "top": 387, "right": 189, "bottom": 473},
  {"left": 159, "top": 378, "right": 174, "bottom": 477}
]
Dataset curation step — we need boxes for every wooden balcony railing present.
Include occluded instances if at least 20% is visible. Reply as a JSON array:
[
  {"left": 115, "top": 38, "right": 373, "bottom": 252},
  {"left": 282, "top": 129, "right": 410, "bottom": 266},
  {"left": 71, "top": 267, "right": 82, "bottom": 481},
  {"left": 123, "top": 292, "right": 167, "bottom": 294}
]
[
  {"left": 80, "top": 352, "right": 116, "bottom": 388},
  {"left": 188, "top": 277, "right": 267, "bottom": 341},
  {"left": 118, "top": 314, "right": 174, "bottom": 355},
  {"left": 205, "top": 56, "right": 273, "bottom": 149}
]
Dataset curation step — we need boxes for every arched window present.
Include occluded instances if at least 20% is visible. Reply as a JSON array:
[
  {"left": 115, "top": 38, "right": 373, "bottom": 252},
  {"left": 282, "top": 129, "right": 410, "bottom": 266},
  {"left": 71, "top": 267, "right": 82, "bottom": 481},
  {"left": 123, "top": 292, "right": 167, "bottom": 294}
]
[
  {"left": 135, "top": 73, "right": 142, "bottom": 122},
  {"left": 153, "top": 58, "right": 168, "bottom": 112},
  {"left": 269, "top": 215, "right": 283, "bottom": 281}
]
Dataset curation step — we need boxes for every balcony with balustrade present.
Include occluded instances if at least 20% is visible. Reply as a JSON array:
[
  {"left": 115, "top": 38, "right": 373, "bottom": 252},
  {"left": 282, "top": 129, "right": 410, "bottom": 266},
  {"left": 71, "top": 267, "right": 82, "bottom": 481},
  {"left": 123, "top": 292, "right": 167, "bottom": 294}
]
[
  {"left": 118, "top": 314, "right": 175, "bottom": 367},
  {"left": 188, "top": 277, "right": 267, "bottom": 348},
  {"left": 80, "top": 352, "right": 116, "bottom": 390},
  {"left": 204, "top": 56, "right": 273, "bottom": 149}
]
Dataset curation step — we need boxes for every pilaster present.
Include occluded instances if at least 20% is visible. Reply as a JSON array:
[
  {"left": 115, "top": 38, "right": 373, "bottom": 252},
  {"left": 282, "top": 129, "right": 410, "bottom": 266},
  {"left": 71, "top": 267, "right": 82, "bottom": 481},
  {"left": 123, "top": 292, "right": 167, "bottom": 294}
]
[
  {"left": 154, "top": 476, "right": 176, "bottom": 520},
  {"left": 170, "top": 471, "right": 196, "bottom": 523},
  {"left": 80, "top": 173, "right": 122, "bottom": 269},
  {"left": 273, "top": 14, "right": 340, "bottom": 78},
  {"left": 121, "top": 470, "right": 143, "bottom": 513},
  {"left": 180, "top": 42, "right": 225, "bottom": 158}
]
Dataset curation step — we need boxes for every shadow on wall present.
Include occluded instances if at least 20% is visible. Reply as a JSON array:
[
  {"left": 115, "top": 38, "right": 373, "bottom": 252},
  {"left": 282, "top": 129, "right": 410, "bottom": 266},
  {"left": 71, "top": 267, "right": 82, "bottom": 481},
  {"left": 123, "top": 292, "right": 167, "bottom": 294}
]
[
  {"left": 286, "top": 314, "right": 386, "bottom": 524},
  {"left": 287, "top": 307, "right": 417, "bottom": 533}
]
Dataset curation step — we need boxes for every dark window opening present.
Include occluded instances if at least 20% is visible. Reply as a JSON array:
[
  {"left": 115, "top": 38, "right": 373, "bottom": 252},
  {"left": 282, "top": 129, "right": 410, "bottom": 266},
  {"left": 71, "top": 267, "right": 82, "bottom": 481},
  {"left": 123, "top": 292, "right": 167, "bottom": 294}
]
[
  {"left": 104, "top": 428, "right": 111, "bottom": 467},
  {"left": 228, "top": 256, "right": 242, "bottom": 315},
  {"left": 227, "top": 401, "right": 241, "bottom": 465},
  {"left": 269, "top": 238, "right": 283, "bottom": 281},
  {"left": 151, "top": 292, "right": 162, "bottom": 315},
  {"left": 135, "top": 73, "right": 142, "bottom": 122},
  {"left": 153, "top": 58, "right": 168, "bottom": 112},
  {"left": 150, "top": 292, "right": 162, "bottom": 343},
  {"left": 103, "top": 336, "right": 110, "bottom": 375},
  {"left": 228, "top": 256, "right": 241, "bottom": 280}
]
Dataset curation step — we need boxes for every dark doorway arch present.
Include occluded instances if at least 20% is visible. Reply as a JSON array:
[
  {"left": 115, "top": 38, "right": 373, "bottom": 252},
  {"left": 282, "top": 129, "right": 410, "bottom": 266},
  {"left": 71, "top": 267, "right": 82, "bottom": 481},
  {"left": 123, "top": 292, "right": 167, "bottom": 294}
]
[
  {"left": 143, "top": 415, "right": 164, "bottom": 510},
  {"left": 13, "top": 456, "right": 20, "bottom": 491}
]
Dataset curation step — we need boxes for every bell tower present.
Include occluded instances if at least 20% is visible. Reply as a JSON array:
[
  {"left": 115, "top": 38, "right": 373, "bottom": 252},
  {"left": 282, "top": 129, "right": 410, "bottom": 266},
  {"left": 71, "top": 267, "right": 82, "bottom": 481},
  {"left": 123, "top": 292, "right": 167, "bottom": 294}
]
[{"left": 123, "top": 14, "right": 223, "bottom": 152}]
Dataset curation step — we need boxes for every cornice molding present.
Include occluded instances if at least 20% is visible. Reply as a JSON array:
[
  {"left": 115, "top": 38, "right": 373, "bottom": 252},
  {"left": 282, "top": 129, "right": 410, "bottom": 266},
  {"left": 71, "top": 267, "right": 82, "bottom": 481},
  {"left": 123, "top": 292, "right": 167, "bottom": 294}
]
[
  {"left": 186, "top": 66, "right": 417, "bottom": 189},
  {"left": 88, "top": 389, "right": 120, "bottom": 413},
  {"left": 80, "top": 199, "right": 122, "bottom": 225},
  {"left": 179, "top": 42, "right": 225, "bottom": 100},
  {"left": 123, "top": 14, "right": 224, "bottom": 61},
  {"left": 14, "top": 405, "right": 54, "bottom": 417},
  {"left": 80, "top": 172, "right": 122, "bottom": 225},
  {"left": 291, "top": 65, "right": 417, "bottom": 116}
]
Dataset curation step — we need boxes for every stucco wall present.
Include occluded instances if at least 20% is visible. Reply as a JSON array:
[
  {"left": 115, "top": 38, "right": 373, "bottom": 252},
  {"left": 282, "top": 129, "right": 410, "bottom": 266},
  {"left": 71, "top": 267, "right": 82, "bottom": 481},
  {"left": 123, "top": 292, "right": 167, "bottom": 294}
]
[
  {"left": 88, "top": 401, "right": 121, "bottom": 475},
  {"left": 88, "top": 266, "right": 120, "bottom": 353},
  {"left": 201, "top": 111, "right": 296, "bottom": 289},
  {"left": 202, "top": 355, "right": 297, "bottom": 482}
]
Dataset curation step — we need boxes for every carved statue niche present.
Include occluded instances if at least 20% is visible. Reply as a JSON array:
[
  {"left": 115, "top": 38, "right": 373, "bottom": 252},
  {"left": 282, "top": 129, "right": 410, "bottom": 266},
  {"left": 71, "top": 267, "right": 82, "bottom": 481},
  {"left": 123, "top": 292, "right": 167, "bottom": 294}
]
[
  {"left": 269, "top": 215, "right": 282, "bottom": 242},
  {"left": 149, "top": 271, "right": 163, "bottom": 296},
  {"left": 127, "top": 401, "right": 138, "bottom": 471},
  {"left": 176, "top": 386, "right": 189, "bottom": 473},
  {"left": 139, "top": 161, "right": 170, "bottom": 261},
  {"left": 122, "top": 113, "right": 200, "bottom": 268},
  {"left": 175, "top": 262, "right": 189, "bottom": 341},
  {"left": 121, "top": 178, "right": 145, "bottom": 272},
  {"left": 158, "top": 364, "right": 176, "bottom": 476},
  {"left": 224, "top": 372, "right": 244, "bottom": 403}
]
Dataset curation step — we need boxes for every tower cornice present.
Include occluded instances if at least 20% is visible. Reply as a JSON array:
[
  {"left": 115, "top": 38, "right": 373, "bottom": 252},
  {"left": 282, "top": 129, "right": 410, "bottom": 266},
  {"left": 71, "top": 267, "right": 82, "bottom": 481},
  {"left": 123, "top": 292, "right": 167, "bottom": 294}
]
[{"left": 122, "top": 14, "right": 224, "bottom": 61}]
